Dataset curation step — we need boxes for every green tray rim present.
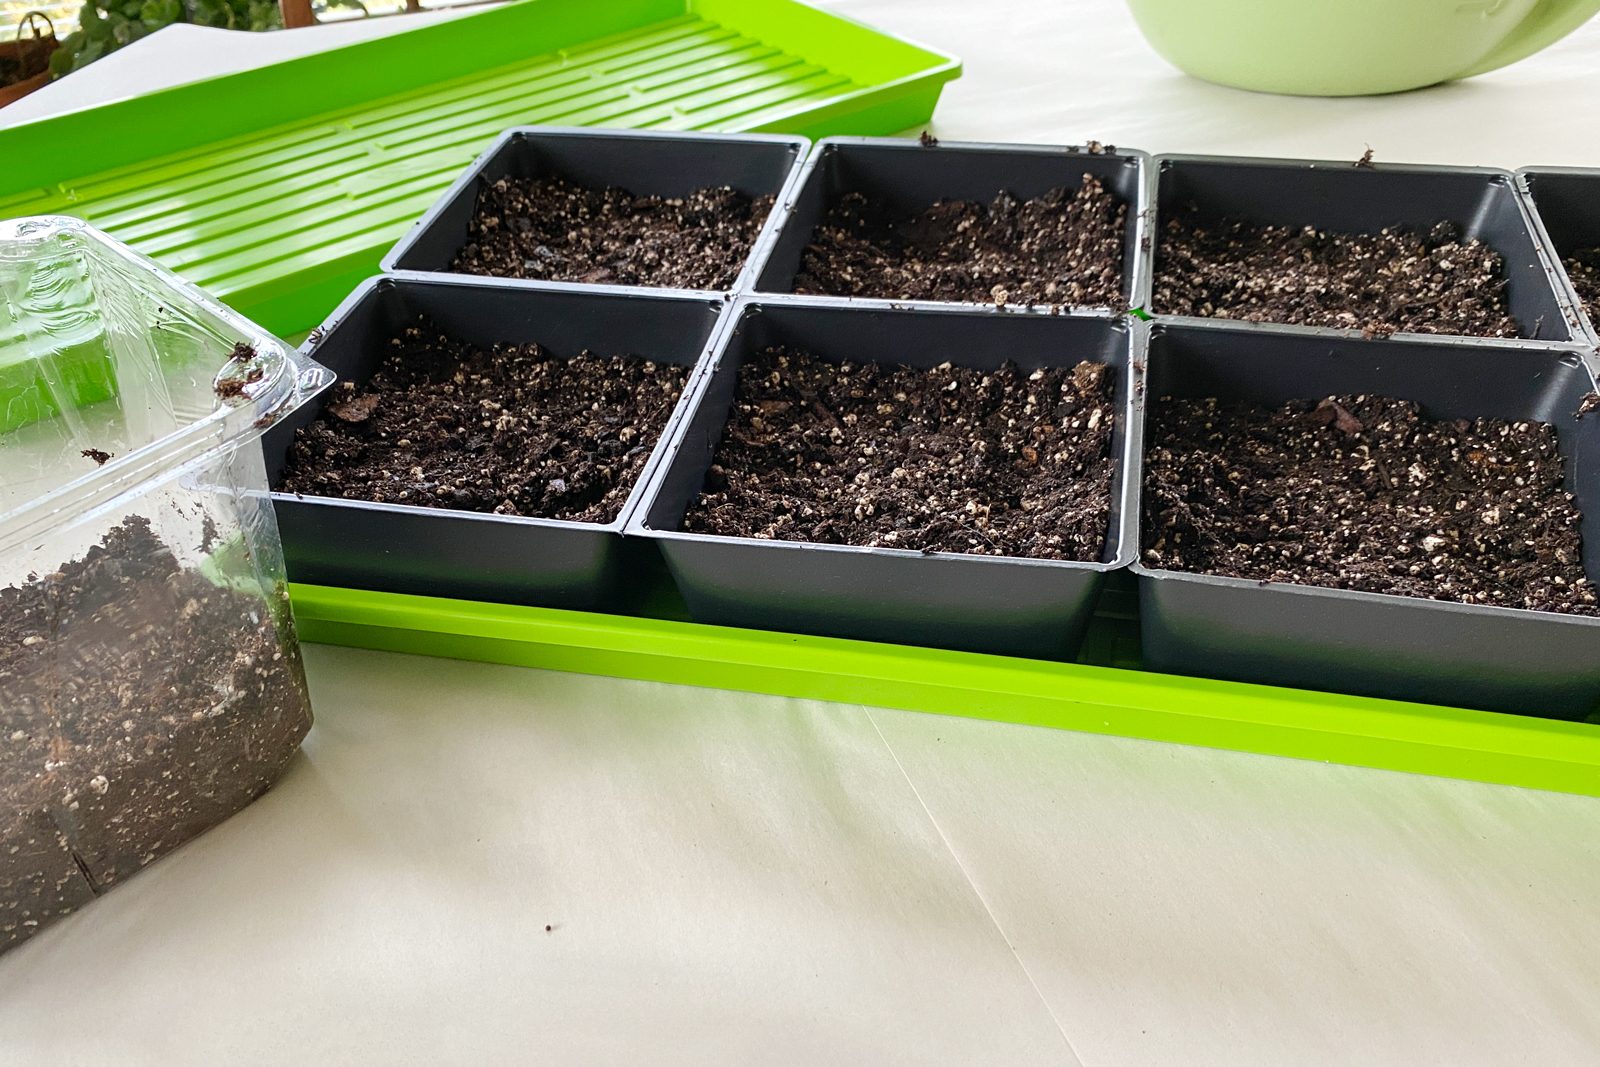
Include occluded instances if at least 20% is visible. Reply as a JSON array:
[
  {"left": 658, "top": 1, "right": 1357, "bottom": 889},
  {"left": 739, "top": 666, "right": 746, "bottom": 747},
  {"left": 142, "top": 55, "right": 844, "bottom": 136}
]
[{"left": 288, "top": 582, "right": 1600, "bottom": 799}]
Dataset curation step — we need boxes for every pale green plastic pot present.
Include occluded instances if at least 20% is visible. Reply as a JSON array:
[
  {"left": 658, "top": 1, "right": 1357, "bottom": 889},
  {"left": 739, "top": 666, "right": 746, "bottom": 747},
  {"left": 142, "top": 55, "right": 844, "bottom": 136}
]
[{"left": 1126, "top": 0, "right": 1600, "bottom": 96}]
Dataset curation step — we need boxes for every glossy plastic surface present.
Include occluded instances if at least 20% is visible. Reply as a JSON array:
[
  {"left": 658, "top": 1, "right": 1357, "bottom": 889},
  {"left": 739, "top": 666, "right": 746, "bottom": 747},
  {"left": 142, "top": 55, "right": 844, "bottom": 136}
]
[
  {"left": 1124, "top": 0, "right": 1600, "bottom": 95},
  {"left": 0, "top": 217, "right": 330, "bottom": 953}
]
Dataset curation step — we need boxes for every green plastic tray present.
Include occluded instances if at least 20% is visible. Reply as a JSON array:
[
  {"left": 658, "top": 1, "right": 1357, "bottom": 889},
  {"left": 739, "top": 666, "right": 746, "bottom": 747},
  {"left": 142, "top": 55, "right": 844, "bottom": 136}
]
[
  {"left": 0, "top": 0, "right": 957, "bottom": 338},
  {"left": 289, "top": 583, "right": 1600, "bottom": 799}
]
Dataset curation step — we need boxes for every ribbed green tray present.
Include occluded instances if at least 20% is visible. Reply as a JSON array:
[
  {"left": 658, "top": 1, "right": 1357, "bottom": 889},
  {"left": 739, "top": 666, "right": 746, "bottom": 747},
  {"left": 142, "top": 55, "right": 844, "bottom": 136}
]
[
  {"left": 0, "top": 0, "right": 957, "bottom": 337},
  {"left": 289, "top": 583, "right": 1600, "bottom": 799}
]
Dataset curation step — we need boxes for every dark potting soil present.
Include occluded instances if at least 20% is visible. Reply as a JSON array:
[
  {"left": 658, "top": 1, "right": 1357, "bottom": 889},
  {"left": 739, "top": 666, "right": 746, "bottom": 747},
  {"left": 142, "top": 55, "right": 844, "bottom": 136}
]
[
  {"left": 0, "top": 516, "right": 312, "bottom": 952},
  {"left": 683, "top": 348, "right": 1116, "bottom": 561},
  {"left": 449, "top": 176, "right": 775, "bottom": 290},
  {"left": 0, "top": 57, "right": 33, "bottom": 89},
  {"left": 1142, "top": 394, "right": 1598, "bottom": 615},
  {"left": 279, "top": 318, "right": 689, "bottom": 524},
  {"left": 1563, "top": 249, "right": 1600, "bottom": 324},
  {"left": 1155, "top": 217, "right": 1521, "bottom": 338},
  {"left": 791, "top": 176, "right": 1126, "bottom": 307}
]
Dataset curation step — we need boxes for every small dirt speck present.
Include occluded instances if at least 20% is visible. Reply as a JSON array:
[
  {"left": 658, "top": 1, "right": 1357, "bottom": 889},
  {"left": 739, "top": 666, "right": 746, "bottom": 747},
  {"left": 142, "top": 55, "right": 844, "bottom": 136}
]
[
  {"left": 327, "top": 393, "right": 380, "bottom": 423},
  {"left": 215, "top": 366, "right": 264, "bottom": 400}
]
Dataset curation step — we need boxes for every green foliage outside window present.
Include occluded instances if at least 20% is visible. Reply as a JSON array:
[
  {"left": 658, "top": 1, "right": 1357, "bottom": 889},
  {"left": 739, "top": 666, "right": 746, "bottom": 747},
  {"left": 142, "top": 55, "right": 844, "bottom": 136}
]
[{"left": 49, "top": 0, "right": 282, "bottom": 76}]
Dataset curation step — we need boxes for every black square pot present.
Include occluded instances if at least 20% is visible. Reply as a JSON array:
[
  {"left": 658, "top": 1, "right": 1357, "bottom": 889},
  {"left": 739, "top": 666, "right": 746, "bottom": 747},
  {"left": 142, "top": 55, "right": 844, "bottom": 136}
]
[
  {"left": 628, "top": 297, "right": 1141, "bottom": 660},
  {"left": 752, "top": 136, "right": 1150, "bottom": 312},
  {"left": 1132, "top": 322, "right": 1600, "bottom": 718},
  {"left": 380, "top": 126, "right": 810, "bottom": 294},
  {"left": 263, "top": 276, "right": 726, "bottom": 611},
  {"left": 1151, "top": 155, "right": 1580, "bottom": 344},
  {"left": 1518, "top": 167, "right": 1600, "bottom": 351}
]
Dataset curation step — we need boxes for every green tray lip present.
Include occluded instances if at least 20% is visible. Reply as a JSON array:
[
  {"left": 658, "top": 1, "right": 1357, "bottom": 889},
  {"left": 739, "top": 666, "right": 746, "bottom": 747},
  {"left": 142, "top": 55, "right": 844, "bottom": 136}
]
[{"left": 288, "top": 582, "right": 1600, "bottom": 799}]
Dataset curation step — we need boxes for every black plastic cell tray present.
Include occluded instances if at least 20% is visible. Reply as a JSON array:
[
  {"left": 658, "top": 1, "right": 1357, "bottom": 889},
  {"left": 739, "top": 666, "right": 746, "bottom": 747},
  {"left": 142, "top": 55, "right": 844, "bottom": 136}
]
[
  {"left": 380, "top": 127, "right": 810, "bottom": 293},
  {"left": 752, "top": 136, "right": 1151, "bottom": 312},
  {"left": 263, "top": 276, "right": 725, "bottom": 612},
  {"left": 1517, "top": 167, "right": 1600, "bottom": 349},
  {"left": 1149, "top": 154, "right": 1581, "bottom": 344},
  {"left": 1131, "top": 321, "right": 1600, "bottom": 718},
  {"left": 628, "top": 297, "right": 1140, "bottom": 660}
]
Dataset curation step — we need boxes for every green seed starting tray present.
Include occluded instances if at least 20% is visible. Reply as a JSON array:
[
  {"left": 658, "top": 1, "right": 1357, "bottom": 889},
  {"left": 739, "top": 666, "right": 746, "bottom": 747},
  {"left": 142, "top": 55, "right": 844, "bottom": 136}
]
[{"left": 0, "top": 0, "right": 958, "bottom": 337}]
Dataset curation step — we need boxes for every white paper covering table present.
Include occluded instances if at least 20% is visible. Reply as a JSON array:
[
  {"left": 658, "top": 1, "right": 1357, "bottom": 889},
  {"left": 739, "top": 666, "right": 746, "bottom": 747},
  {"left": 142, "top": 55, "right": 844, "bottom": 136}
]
[{"left": 3, "top": 3, "right": 1600, "bottom": 1063}]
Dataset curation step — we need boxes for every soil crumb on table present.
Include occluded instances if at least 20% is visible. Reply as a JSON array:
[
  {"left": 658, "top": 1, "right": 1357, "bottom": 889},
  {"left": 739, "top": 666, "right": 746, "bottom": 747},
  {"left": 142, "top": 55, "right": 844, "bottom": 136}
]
[
  {"left": 792, "top": 176, "right": 1126, "bottom": 306},
  {"left": 1563, "top": 249, "right": 1600, "bottom": 324},
  {"left": 1155, "top": 217, "right": 1521, "bottom": 337},
  {"left": 279, "top": 318, "right": 689, "bottom": 524},
  {"left": 450, "top": 176, "right": 774, "bottom": 290},
  {"left": 1142, "top": 393, "right": 1598, "bottom": 615},
  {"left": 0, "top": 517, "right": 312, "bottom": 953},
  {"left": 684, "top": 349, "right": 1116, "bottom": 561}
]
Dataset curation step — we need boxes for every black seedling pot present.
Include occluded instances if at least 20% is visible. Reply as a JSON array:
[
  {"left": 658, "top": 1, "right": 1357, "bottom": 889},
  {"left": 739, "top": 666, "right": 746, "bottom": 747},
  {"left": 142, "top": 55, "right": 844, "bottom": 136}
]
[
  {"left": 1518, "top": 167, "right": 1600, "bottom": 353},
  {"left": 381, "top": 126, "right": 809, "bottom": 294},
  {"left": 1132, "top": 321, "right": 1600, "bottom": 718},
  {"left": 628, "top": 297, "right": 1140, "bottom": 659},
  {"left": 753, "top": 136, "right": 1150, "bottom": 312},
  {"left": 263, "top": 276, "right": 724, "bottom": 612},
  {"left": 1150, "top": 154, "right": 1581, "bottom": 344}
]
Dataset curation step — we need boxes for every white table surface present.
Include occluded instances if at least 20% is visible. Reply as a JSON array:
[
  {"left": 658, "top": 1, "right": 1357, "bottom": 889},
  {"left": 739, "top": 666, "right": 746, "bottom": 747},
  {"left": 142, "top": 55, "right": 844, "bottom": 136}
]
[{"left": 4, "top": 5, "right": 1600, "bottom": 1064}]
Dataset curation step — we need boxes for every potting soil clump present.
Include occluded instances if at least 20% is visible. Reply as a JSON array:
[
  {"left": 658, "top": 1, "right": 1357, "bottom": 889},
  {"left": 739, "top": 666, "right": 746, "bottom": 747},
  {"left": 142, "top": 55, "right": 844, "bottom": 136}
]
[
  {"left": 1563, "top": 249, "right": 1600, "bottom": 323},
  {"left": 684, "top": 349, "right": 1116, "bottom": 560},
  {"left": 451, "top": 175, "right": 774, "bottom": 289},
  {"left": 793, "top": 175, "right": 1125, "bottom": 306},
  {"left": 1155, "top": 217, "right": 1521, "bottom": 338},
  {"left": 1142, "top": 393, "right": 1598, "bottom": 615},
  {"left": 0, "top": 516, "right": 312, "bottom": 952},
  {"left": 279, "top": 318, "right": 689, "bottom": 524}
]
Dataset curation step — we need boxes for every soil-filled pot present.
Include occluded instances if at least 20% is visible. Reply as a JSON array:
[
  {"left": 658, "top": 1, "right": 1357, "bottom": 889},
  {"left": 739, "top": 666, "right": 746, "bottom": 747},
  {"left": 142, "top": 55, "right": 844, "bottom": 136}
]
[
  {"left": 381, "top": 127, "right": 808, "bottom": 294},
  {"left": 629, "top": 298, "right": 1139, "bottom": 660},
  {"left": 1518, "top": 167, "right": 1600, "bottom": 352},
  {"left": 263, "top": 277, "right": 725, "bottom": 611},
  {"left": 753, "top": 137, "right": 1150, "bottom": 312},
  {"left": 1133, "top": 322, "right": 1600, "bottom": 718},
  {"left": 1151, "top": 154, "right": 1579, "bottom": 343}
]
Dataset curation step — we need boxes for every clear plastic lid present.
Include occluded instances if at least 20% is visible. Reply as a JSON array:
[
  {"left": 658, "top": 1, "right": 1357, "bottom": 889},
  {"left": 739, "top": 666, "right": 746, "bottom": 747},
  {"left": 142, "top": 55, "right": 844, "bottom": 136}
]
[{"left": 0, "top": 216, "right": 333, "bottom": 555}]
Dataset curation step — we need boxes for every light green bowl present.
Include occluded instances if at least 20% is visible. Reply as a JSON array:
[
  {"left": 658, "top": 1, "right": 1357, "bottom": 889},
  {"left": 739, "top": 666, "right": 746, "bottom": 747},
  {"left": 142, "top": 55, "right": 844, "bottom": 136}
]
[{"left": 1127, "top": 0, "right": 1600, "bottom": 95}]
